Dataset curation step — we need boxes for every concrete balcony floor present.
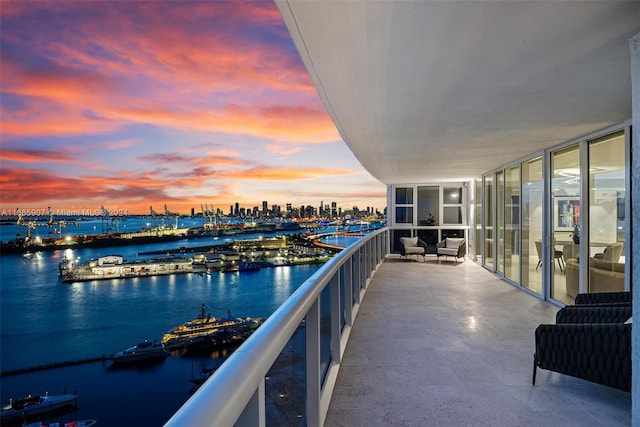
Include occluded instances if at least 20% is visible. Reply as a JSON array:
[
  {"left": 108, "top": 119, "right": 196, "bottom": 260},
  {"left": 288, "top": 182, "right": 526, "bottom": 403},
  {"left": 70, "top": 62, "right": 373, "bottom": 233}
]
[{"left": 324, "top": 256, "right": 631, "bottom": 426}]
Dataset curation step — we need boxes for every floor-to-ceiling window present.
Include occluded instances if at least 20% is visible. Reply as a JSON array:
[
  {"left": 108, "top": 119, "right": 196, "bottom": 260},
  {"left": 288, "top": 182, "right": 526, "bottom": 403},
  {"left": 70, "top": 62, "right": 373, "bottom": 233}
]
[
  {"left": 389, "top": 184, "right": 470, "bottom": 255},
  {"left": 587, "top": 131, "right": 626, "bottom": 294},
  {"left": 477, "top": 125, "right": 628, "bottom": 303},
  {"left": 475, "top": 179, "right": 482, "bottom": 262},
  {"left": 550, "top": 145, "right": 580, "bottom": 304},
  {"left": 521, "top": 157, "right": 542, "bottom": 294},
  {"left": 504, "top": 165, "right": 520, "bottom": 283},
  {"left": 483, "top": 175, "right": 494, "bottom": 269},
  {"left": 496, "top": 171, "right": 504, "bottom": 274}
]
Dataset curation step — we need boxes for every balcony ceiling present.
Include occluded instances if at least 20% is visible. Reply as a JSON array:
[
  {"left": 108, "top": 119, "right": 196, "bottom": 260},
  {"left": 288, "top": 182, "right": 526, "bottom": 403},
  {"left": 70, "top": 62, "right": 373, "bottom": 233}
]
[{"left": 276, "top": 1, "right": 640, "bottom": 184}]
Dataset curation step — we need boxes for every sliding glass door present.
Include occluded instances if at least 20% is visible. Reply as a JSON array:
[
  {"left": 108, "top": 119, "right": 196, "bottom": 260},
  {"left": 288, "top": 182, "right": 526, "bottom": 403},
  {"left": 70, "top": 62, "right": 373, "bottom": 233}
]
[
  {"left": 504, "top": 165, "right": 520, "bottom": 283},
  {"left": 587, "top": 131, "right": 626, "bottom": 294},
  {"left": 521, "top": 157, "right": 542, "bottom": 294},
  {"left": 550, "top": 144, "right": 580, "bottom": 304}
]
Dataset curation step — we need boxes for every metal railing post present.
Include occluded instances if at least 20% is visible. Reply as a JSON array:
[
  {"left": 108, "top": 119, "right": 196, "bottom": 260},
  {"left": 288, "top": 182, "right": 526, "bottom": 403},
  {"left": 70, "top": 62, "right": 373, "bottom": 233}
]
[{"left": 236, "top": 380, "right": 265, "bottom": 427}]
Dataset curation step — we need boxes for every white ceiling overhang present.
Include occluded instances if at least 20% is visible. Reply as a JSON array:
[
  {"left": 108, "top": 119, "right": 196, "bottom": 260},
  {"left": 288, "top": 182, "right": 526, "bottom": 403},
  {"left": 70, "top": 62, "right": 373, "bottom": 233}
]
[{"left": 276, "top": 0, "right": 640, "bottom": 184}]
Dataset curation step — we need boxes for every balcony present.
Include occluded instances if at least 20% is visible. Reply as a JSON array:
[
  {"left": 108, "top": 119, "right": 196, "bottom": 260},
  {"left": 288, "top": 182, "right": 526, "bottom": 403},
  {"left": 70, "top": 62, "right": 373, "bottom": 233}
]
[
  {"left": 324, "top": 258, "right": 631, "bottom": 426},
  {"left": 166, "top": 228, "right": 631, "bottom": 426}
]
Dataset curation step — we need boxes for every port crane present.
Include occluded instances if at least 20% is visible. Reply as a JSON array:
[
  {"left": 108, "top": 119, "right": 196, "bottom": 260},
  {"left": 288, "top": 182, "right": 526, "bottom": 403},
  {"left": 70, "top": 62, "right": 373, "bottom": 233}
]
[
  {"left": 14, "top": 207, "right": 80, "bottom": 242},
  {"left": 201, "top": 204, "right": 217, "bottom": 230},
  {"left": 100, "top": 205, "right": 121, "bottom": 234},
  {"left": 164, "top": 204, "right": 180, "bottom": 229}
]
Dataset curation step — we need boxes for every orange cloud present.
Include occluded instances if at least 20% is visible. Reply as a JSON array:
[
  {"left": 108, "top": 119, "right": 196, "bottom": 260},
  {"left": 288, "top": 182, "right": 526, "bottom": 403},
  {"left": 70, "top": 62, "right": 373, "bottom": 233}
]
[
  {"left": 1, "top": 148, "right": 76, "bottom": 163},
  {"left": 221, "top": 167, "right": 357, "bottom": 181},
  {"left": 266, "top": 144, "right": 304, "bottom": 157}
]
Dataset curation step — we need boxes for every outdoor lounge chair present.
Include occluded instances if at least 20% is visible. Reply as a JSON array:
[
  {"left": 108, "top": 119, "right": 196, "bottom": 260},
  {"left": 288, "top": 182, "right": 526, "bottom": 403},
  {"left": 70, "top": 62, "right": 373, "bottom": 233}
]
[
  {"left": 436, "top": 238, "right": 465, "bottom": 262},
  {"left": 533, "top": 304, "right": 632, "bottom": 392},
  {"left": 399, "top": 237, "right": 427, "bottom": 261}
]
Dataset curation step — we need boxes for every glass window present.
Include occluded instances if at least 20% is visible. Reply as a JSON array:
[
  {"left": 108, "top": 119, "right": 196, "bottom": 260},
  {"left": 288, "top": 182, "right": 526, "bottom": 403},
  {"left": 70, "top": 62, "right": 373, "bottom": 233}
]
[
  {"left": 443, "top": 187, "right": 462, "bottom": 203},
  {"left": 588, "top": 131, "right": 625, "bottom": 295},
  {"left": 504, "top": 165, "right": 520, "bottom": 283},
  {"left": 395, "top": 187, "right": 413, "bottom": 204},
  {"left": 551, "top": 144, "right": 580, "bottom": 304},
  {"left": 521, "top": 157, "right": 542, "bottom": 294},
  {"left": 391, "top": 229, "right": 412, "bottom": 253},
  {"left": 417, "top": 186, "right": 439, "bottom": 225},
  {"left": 395, "top": 207, "right": 413, "bottom": 224},
  {"left": 496, "top": 171, "right": 504, "bottom": 274},
  {"left": 475, "top": 179, "right": 482, "bottom": 261},
  {"left": 483, "top": 175, "right": 494, "bottom": 269},
  {"left": 417, "top": 229, "right": 438, "bottom": 254},
  {"left": 442, "top": 186, "right": 464, "bottom": 225},
  {"left": 443, "top": 207, "right": 462, "bottom": 224}
]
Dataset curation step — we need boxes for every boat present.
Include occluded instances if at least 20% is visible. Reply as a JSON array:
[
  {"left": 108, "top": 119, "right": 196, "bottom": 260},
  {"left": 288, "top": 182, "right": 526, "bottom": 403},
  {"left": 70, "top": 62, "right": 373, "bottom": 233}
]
[
  {"left": 107, "top": 340, "right": 169, "bottom": 364},
  {"left": 0, "top": 393, "right": 77, "bottom": 424},
  {"left": 161, "top": 304, "right": 264, "bottom": 350},
  {"left": 221, "top": 262, "right": 260, "bottom": 273},
  {"left": 25, "top": 420, "right": 97, "bottom": 427}
]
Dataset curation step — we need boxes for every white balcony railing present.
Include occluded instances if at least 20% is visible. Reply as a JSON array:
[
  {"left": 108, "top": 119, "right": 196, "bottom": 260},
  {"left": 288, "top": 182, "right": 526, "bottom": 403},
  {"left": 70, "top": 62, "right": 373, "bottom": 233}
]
[{"left": 165, "top": 227, "right": 389, "bottom": 427}]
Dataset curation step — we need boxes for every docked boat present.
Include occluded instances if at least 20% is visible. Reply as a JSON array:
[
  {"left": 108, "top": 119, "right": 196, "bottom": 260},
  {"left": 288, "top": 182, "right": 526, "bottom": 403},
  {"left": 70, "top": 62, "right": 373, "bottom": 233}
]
[
  {"left": 1, "top": 393, "right": 77, "bottom": 424},
  {"left": 221, "top": 262, "right": 261, "bottom": 273},
  {"left": 107, "top": 340, "right": 169, "bottom": 364},
  {"left": 161, "top": 304, "right": 264, "bottom": 350},
  {"left": 25, "top": 419, "right": 97, "bottom": 427}
]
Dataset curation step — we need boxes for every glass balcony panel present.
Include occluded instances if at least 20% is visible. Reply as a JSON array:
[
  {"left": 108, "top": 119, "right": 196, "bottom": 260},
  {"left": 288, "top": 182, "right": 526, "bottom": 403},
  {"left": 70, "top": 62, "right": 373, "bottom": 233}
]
[
  {"left": 339, "top": 265, "right": 346, "bottom": 331},
  {"left": 320, "top": 285, "right": 332, "bottom": 385},
  {"left": 266, "top": 322, "right": 306, "bottom": 426}
]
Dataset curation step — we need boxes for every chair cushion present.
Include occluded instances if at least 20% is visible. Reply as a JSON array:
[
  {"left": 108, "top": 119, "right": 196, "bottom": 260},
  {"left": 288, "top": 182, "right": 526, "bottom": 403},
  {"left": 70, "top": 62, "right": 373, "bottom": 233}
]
[
  {"left": 438, "top": 248, "right": 459, "bottom": 256},
  {"left": 445, "top": 238, "right": 464, "bottom": 249},
  {"left": 401, "top": 237, "right": 418, "bottom": 248},
  {"left": 405, "top": 247, "right": 425, "bottom": 255}
]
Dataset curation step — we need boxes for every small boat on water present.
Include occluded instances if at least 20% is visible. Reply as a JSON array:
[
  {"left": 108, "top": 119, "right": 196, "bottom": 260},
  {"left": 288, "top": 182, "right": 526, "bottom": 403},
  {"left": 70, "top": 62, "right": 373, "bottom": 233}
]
[
  {"left": 107, "top": 340, "right": 169, "bottom": 364},
  {"left": 25, "top": 420, "right": 97, "bottom": 427},
  {"left": 221, "top": 262, "right": 260, "bottom": 273},
  {"left": 1, "top": 393, "right": 77, "bottom": 424},
  {"left": 161, "top": 304, "right": 263, "bottom": 350}
]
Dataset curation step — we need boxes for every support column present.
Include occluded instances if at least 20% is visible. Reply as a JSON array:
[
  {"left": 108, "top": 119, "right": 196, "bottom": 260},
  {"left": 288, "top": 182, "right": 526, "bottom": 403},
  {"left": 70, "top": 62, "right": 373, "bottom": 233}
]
[{"left": 630, "top": 32, "right": 640, "bottom": 426}]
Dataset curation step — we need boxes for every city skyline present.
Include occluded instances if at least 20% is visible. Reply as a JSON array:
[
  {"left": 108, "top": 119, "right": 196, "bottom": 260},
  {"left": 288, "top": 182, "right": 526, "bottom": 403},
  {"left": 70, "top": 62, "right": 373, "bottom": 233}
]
[{"left": 0, "top": 1, "right": 386, "bottom": 216}]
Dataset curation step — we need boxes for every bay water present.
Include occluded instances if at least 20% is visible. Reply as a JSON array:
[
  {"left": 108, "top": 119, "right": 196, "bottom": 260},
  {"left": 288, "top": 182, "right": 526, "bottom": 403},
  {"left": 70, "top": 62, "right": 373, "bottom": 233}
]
[{"left": 0, "top": 226, "right": 344, "bottom": 426}]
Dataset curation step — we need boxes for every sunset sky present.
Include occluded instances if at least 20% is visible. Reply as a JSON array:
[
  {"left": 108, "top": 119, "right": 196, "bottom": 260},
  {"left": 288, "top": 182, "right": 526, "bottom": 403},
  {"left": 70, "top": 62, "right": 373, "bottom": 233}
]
[{"left": 0, "top": 1, "right": 386, "bottom": 216}]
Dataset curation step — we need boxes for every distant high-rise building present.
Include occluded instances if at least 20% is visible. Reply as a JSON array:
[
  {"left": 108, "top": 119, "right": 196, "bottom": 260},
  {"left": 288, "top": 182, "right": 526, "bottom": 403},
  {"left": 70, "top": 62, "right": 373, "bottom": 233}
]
[
  {"left": 331, "top": 201, "right": 337, "bottom": 217},
  {"left": 234, "top": 202, "right": 239, "bottom": 217},
  {"left": 262, "top": 201, "right": 268, "bottom": 214},
  {"left": 229, "top": 205, "right": 233, "bottom": 216}
]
